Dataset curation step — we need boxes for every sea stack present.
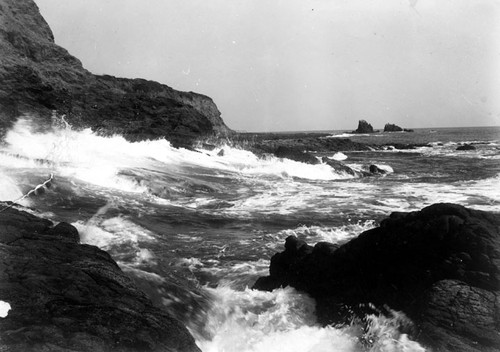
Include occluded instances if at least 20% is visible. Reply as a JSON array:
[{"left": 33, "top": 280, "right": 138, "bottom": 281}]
[
  {"left": 383, "top": 123, "right": 403, "bottom": 132},
  {"left": 352, "top": 119, "right": 374, "bottom": 133}
]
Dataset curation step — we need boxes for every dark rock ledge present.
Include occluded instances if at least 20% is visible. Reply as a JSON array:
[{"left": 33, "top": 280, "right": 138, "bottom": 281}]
[
  {"left": 0, "top": 204, "right": 200, "bottom": 352},
  {"left": 253, "top": 203, "right": 500, "bottom": 352}
]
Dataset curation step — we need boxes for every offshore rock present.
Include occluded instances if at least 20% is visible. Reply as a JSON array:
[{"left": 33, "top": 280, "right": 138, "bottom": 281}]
[
  {"left": 383, "top": 123, "right": 403, "bottom": 132},
  {"left": 0, "top": 0, "right": 231, "bottom": 148},
  {"left": 0, "top": 205, "right": 201, "bottom": 352},
  {"left": 254, "top": 203, "right": 500, "bottom": 352},
  {"left": 352, "top": 119, "right": 374, "bottom": 133}
]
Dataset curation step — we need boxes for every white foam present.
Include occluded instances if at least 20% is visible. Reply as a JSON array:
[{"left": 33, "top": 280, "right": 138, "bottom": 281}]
[
  {"left": 374, "top": 164, "right": 394, "bottom": 173},
  {"left": 280, "top": 221, "right": 376, "bottom": 245},
  {"left": 177, "top": 257, "right": 204, "bottom": 270},
  {"left": 385, "top": 174, "right": 500, "bottom": 212},
  {"left": 364, "top": 311, "right": 426, "bottom": 352},
  {"left": 328, "top": 152, "right": 348, "bottom": 161},
  {"left": 0, "top": 301, "right": 11, "bottom": 318},
  {"left": 73, "top": 215, "right": 157, "bottom": 264},
  {"left": 195, "top": 285, "right": 425, "bottom": 352},
  {"left": 1, "top": 118, "right": 355, "bottom": 201},
  {"left": 326, "top": 133, "right": 363, "bottom": 138},
  {"left": 195, "top": 286, "right": 357, "bottom": 352}
]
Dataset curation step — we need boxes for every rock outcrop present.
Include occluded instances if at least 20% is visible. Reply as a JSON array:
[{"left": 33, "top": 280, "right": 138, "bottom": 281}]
[
  {"left": 0, "top": 0, "right": 231, "bottom": 148},
  {"left": 254, "top": 203, "right": 500, "bottom": 352},
  {"left": 384, "top": 123, "right": 414, "bottom": 133},
  {"left": 0, "top": 204, "right": 201, "bottom": 352},
  {"left": 368, "top": 164, "right": 387, "bottom": 174},
  {"left": 383, "top": 123, "right": 403, "bottom": 132},
  {"left": 352, "top": 119, "right": 374, "bottom": 133},
  {"left": 457, "top": 144, "right": 476, "bottom": 151}
]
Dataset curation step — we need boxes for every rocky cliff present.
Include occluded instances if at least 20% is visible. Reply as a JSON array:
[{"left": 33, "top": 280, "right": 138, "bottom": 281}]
[
  {"left": 0, "top": 0, "right": 232, "bottom": 147},
  {"left": 254, "top": 203, "right": 500, "bottom": 352},
  {"left": 0, "top": 204, "right": 201, "bottom": 352}
]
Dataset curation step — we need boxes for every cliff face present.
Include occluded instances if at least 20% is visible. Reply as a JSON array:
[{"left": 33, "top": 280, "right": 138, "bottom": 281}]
[{"left": 0, "top": 0, "right": 231, "bottom": 147}]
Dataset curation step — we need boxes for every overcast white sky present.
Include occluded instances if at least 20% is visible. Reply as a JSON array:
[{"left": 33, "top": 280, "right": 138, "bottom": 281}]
[{"left": 35, "top": 0, "right": 500, "bottom": 132}]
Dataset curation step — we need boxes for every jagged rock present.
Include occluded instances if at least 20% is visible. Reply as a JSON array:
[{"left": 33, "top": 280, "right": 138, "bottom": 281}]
[
  {"left": 0, "top": 0, "right": 231, "bottom": 148},
  {"left": 0, "top": 205, "right": 200, "bottom": 352},
  {"left": 383, "top": 123, "right": 403, "bottom": 132},
  {"left": 254, "top": 203, "right": 500, "bottom": 352},
  {"left": 352, "top": 120, "right": 374, "bottom": 133},
  {"left": 457, "top": 144, "right": 476, "bottom": 151}
]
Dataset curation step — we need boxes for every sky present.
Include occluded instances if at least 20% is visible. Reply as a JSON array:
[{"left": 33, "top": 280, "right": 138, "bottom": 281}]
[{"left": 34, "top": 0, "right": 500, "bottom": 132}]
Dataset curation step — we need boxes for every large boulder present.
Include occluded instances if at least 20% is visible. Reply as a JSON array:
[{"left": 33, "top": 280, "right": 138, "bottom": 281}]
[
  {"left": 254, "top": 203, "right": 500, "bottom": 352},
  {"left": 0, "top": 205, "right": 200, "bottom": 352},
  {"left": 0, "top": 0, "right": 231, "bottom": 147}
]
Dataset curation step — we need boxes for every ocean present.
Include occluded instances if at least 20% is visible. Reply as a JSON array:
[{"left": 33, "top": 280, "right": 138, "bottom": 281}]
[{"left": 1, "top": 118, "right": 499, "bottom": 351}]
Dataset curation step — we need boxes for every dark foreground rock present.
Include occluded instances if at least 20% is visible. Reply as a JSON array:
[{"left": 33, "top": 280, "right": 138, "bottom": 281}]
[
  {"left": 0, "top": 205, "right": 200, "bottom": 352},
  {"left": 0, "top": 0, "right": 231, "bottom": 148},
  {"left": 254, "top": 203, "right": 500, "bottom": 352}
]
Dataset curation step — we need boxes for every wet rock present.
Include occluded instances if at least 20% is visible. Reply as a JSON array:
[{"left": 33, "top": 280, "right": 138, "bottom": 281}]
[
  {"left": 273, "top": 146, "right": 320, "bottom": 164},
  {"left": 0, "top": 205, "right": 200, "bottom": 352},
  {"left": 368, "top": 164, "right": 387, "bottom": 174},
  {"left": 457, "top": 144, "right": 476, "bottom": 151},
  {"left": 254, "top": 203, "right": 500, "bottom": 352},
  {"left": 321, "top": 157, "right": 358, "bottom": 176}
]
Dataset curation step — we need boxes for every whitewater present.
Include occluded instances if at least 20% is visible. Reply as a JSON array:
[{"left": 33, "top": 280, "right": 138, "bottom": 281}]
[{"left": 1, "top": 117, "right": 499, "bottom": 351}]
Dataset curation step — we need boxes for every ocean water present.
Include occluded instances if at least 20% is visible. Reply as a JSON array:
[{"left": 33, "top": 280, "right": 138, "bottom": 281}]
[{"left": 1, "top": 117, "right": 499, "bottom": 351}]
